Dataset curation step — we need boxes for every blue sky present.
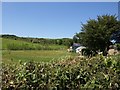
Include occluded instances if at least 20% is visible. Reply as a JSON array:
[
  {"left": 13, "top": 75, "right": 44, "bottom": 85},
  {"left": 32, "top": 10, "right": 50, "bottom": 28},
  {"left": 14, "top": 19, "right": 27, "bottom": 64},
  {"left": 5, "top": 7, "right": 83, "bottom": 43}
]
[{"left": 2, "top": 2, "right": 118, "bottom": 38}]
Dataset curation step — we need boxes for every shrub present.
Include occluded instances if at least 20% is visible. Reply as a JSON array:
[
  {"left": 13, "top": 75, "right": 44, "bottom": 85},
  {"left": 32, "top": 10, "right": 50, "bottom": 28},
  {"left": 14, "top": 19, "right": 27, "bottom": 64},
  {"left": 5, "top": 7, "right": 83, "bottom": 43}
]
[
  {"left": 2, "top": 55, "right": 120, "bottom": 89},
  {"left": 115, "top": 44, "right": 120, "bottom": 51}
]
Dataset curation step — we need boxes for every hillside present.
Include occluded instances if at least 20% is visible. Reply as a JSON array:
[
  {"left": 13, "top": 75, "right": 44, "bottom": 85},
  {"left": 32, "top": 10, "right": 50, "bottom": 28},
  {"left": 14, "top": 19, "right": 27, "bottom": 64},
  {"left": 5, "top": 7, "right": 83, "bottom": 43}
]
[
  {"left": 1, "top": 34, "right": 73, "bottom": 46},
  {"left": 1, "top": 38, "right": 67, "bottom": 50}
]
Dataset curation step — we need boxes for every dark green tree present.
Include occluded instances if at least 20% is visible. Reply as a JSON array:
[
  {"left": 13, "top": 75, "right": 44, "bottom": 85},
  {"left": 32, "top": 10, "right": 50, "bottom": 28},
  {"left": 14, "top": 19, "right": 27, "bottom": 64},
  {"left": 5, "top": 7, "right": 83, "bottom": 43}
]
[{"left": 76, "top": 15, "right": 120, "bottom": 55}]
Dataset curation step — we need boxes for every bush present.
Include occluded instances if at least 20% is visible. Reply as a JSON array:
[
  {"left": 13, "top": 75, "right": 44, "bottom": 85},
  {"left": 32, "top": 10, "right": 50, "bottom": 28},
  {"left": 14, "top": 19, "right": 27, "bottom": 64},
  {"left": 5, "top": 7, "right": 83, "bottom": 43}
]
[
  {"left": 115, "top": 44, "right": 120, "bottom": 51},
  {"left": 2, "top": 55, "right": 120, "bottom": 89},
  {"left": 81, "top": 48, "right": 96, "bottom": 57}
]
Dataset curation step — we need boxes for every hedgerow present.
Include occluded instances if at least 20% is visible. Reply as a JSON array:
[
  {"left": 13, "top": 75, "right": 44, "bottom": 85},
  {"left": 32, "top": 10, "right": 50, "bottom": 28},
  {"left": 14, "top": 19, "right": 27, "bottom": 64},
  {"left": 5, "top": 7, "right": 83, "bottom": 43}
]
[{"left": 2, "top": 55, "right": 120, "bottom": 89}]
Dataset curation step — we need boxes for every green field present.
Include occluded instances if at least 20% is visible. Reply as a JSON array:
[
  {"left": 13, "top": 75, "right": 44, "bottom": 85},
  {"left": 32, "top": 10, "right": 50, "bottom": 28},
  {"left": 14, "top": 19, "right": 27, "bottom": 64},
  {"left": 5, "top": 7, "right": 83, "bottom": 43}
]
[
  {"left": 2, "top": 50, "right": 77, "bottom": 63},
  {"left": 1, "top": 38, "right": 76, "bottom": 63}
]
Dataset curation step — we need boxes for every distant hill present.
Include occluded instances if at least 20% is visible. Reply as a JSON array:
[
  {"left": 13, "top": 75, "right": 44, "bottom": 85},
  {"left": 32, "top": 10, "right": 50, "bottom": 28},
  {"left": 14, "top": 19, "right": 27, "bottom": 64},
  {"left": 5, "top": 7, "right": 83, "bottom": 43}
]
[
  {"left": 1, "top": 34, "right": 73, "bottom": 47},
  {"left": 1, "top": 34, "right": 18, "bottom": 38}
]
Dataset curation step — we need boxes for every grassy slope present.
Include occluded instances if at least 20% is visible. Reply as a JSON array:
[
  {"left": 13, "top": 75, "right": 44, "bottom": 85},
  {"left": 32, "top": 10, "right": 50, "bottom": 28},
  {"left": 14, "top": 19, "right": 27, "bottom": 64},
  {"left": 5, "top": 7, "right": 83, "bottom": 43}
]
[{"left": 1, "top": 38, "right": 67, "bottom": 50}]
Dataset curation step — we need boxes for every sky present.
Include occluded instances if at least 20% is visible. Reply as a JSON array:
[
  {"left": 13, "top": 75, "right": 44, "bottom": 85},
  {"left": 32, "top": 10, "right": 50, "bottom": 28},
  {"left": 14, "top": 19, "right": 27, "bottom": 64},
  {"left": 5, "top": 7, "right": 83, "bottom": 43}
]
[
  {"left": 1, "top": 0, "right": 120, "bottom": 2},
  {"left": 2, "top": 2, "right": 119, "bottom": 38}
]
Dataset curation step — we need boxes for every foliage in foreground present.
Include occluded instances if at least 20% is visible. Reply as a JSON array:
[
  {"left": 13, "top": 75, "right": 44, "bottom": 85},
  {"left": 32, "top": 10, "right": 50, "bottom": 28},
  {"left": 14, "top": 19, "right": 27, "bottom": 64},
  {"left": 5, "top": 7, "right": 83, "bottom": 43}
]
[{"left": 2, "top": 55, "right": 120, "bottom": 89}]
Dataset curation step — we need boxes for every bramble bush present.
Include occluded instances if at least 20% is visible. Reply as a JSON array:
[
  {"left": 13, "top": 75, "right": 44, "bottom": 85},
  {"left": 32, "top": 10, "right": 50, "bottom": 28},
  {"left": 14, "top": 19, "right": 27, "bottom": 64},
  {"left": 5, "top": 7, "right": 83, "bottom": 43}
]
[{"left": 2, "top": 55, "right": 120, "bottom": 89}]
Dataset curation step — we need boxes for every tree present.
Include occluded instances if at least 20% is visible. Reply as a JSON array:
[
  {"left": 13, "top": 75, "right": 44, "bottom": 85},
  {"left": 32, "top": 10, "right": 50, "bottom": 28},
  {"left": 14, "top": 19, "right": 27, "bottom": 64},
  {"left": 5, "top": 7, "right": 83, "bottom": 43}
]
[
  {"left": 76, "top": 15, "right": 120, "bottom": 55},
  {"left": 110, "top": 30, "right": 120, "bottom": 43},
  {"left": 73, "top": 35, "right": 79, "bottom": 43}
]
